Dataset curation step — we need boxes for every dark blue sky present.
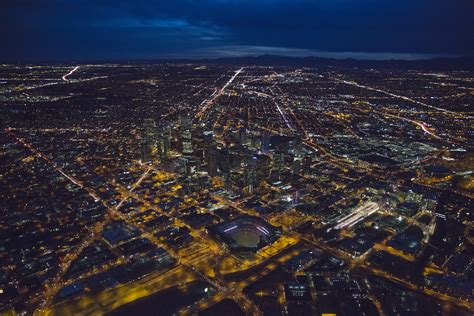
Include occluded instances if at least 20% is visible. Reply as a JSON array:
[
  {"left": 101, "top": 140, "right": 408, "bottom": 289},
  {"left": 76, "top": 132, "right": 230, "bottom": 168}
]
[{"left": 2, "top": 0, "right": 473, "bottom": 61}]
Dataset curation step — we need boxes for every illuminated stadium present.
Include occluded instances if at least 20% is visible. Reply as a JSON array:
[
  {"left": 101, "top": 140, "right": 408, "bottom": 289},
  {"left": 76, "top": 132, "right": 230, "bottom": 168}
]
[{"left": 208, "top": 215, "right": 281, "bottom": 252}]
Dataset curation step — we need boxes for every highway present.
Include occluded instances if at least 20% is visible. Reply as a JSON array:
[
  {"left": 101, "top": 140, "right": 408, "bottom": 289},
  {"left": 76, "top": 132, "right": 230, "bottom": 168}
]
[
  {"left": 378, "top": 112, "right": 445, "bottom": 141},
  {"left": 333, "top": 77, "right": 462, "bottom": 116},
  {"left": 178, "top": 246, "right": 302, "bottom": 315},
  {"left": 62, "top": 66, "right": 80, "bottom": 81},
  {"left": 196, "top": 67, "right": 244, "bottom": 121},
  {"left": 275, "top": 102, "right": 294, "bottom": 131}
]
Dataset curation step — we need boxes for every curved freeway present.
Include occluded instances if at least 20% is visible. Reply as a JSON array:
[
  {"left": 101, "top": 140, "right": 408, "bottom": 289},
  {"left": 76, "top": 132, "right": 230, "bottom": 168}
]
[{"left": 62, "top": 66, "right": 80, "bottom": 81}]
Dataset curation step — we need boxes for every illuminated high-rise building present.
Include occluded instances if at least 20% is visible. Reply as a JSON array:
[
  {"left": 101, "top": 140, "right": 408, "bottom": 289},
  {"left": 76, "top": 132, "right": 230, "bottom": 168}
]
[
  {"left": 202, "top": 131, "right": 214, "bottom": 161},
  {"left": 256, "top": 154, "right": 271, "bottom": 184},
  {"left": 180, "top": 116, "right": 193, "bottom": 154},
  {"left": 272, "top": 150, "right": 285, "bottom": 179},
  {"left": 229, "top": 148, "right": 242, "bottom": 169},
  {"left": 292, "top": 157, "right": 302, "bottom": 176},
  {"left": 260, "top": 132, "right": 270, "bottom": 153},
  {"left": 208, "top": 146, "right": 218, "bottom": 177},
  {"left": 182, "top": 131, "right": 193, "bottom": 154},
  {"left": 157, "top": 137, "right": 168, "bottom": 161},
  {"left": 224, "top": 173, "right": 232, "bottom": 192},
  {"left": 251, "top": 135, "right": 261, "bottom": 150},
  {"left": 219, "top": 148, "right": 231, "bottom": 175},
  {"left": 141, "top": 118, "right": 156, "bottom": 163},
  {"left": 144, "top": 118, "right": 156, "bottom": 143},
  {"left": 140, "top": 137, "right": 152, "bottom": 163},
  {"left": 247, "top": 156, "right": 258, "bottom": 193},
  {"left": 161, "top": 127, "right": 171, "bottom": 160},
  {"left": 302, "top": 155, "right": 312, "bottom": 175},
  {"left": 178, "top": 156, "right": 198, "bottom": 176},
  {"left": 292, "top": 190, "right": 299, "bottom": 205},
  {"left": 239, "top": 127, "right": 248, "bottom": 147},
  {"left": 180, "top": 116, "right": 192, "bottom": 131}
]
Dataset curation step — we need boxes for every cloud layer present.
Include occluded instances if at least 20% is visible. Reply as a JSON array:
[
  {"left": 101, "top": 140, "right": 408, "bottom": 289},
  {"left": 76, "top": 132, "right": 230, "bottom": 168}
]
[{"left": 1, "top": 0, "right": 473, "bottom": 61}]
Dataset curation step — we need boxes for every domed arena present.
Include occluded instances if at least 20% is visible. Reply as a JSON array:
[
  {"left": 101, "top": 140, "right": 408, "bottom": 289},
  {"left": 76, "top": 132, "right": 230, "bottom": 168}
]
[{"left": 208, "top": 215, "right": 281, "bottom": 252}]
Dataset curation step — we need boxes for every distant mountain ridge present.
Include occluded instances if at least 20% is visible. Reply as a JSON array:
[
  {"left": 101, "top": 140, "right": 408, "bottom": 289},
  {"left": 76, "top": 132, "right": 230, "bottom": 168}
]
[
  {"left": 12, "top": 54, "right": 473, "bottom": 70},
  {"left": 163, "top": 54, "right": 474, "bottom": 70}
]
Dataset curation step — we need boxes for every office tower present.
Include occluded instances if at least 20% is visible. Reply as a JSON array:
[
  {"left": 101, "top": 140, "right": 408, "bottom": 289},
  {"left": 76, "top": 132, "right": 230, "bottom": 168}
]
[
  {"left": 291, "top": 142, "right": 303, "bottom": 176},
  {"left": 230, "top": 149, "right": 242, "bottom": 169},
  {"left": 180, "top": 116, "right": 192, "bottom": 131},
  {"left": 302, "top": 155, "right": 312, "bottom": 174},
  {"left": 292, "top": 157, "right": 302, "bottom": 176},
  {"left": 157, "top": 137, "right": 166, "bottom": 160},
  {"left": 247, "top": 156, "right": 257, "bottom": 193},
  {"left": 208, "top": 146, "right": 218, "bottom": 177},
  {"left": 151, "top": 125, "right": 170, "bottom": 161},
  {"left": 219, "top": 148, "right": 231, "bottom": 174},
  {"left": 224, "top": 173, "right": 232, "bottom": 192},
  {"left": 256, "top": 154, "right": 271, "bottom": 184},
  {"left": 140, "top": 137, "right": 152, "bottom": 163},
  {"left": 272, "top": 150, "right": 285, "bottom": 179},
  {"left": 177, "top": 157, "right": 189, "bottom": 175},
  {"left": 178, "top": 156, "right": 198, "bottom": 176},
  {"left": 292, "top": 190, "right": 299, "bottom": 205},
  {"left": 202, "top": 131, "right": 214, "bottom": 161},
  {"left": 144, "top": 118, "right": 156, "bottom": 136},
  {"left": 182, "top": 130, "right": 193, "bottom": 154},
  {"left": 260, "top": 132, "right": 270, "bottom": 153},
  {"left": 188, "top": 157, "right": 199, "bottom": 175},
  {"left": 141, "top": 119, "right": 156, "bottom": 163},
  {"left": 191, "top": 125, "right": 205, "bottom": 160},
  {"left": 251, "top": 135, "right": 261, "bottom": 150},
  {"left": 144, "top": 118, "right": 156, "bottom": 151},
  {"left": 238, "top": 127, "right": 248, "bottom": 147},
  {"left": 161, "top": 127, "right": 171, "bottom": 159},
  {"left": 179, "top": 116, "right": 193, "bottom": 155}
]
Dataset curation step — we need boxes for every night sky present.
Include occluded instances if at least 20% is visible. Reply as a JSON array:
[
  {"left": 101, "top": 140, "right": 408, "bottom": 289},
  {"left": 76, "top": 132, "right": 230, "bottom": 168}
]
[{"left": 2, "top": 0, "right": 473, "bottom": 62}]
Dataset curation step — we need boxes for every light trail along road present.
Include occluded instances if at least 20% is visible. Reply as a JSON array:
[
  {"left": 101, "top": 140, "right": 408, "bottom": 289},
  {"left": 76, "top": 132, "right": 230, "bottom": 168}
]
[
  {"left": 275, "top": 102, "right": 294, "bottom": 131},
  {"left": 62, "top": 66, "right": 80, "bottom": 81},
  {"left": 196, "top": 67, "right": 244, "bottom": 121},
  {"left": 334, "top": 77, "right": 462, "bottom": 116},
  {"left": 381, "top": 112, "right": 442, "bottom": 140}
]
